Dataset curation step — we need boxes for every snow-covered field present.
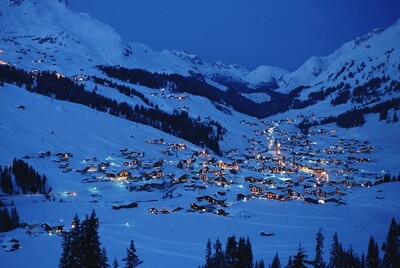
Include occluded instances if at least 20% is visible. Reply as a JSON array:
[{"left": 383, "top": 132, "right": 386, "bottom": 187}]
[
  {"left": 1, "top": 178, "right": 399, "bottom": 267},
  {"left": 1, "top": 84, "right": 399, "bottom": 267}
]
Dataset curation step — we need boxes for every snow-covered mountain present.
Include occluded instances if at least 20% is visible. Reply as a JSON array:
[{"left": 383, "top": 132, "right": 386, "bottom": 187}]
[
  {"left": 0, "top": 0, "right": 287, "bottom": 91},
  {"left": 1, "top": 0, "right": 399, "bottom": 118},
  {"left": 1, "top": 1, "right": 400, "bottom": 267}
]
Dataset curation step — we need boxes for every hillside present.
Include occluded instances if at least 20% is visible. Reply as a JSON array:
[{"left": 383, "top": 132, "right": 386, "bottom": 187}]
[{"left": 0, "top": 0, "right": 400, "bottom": 267}]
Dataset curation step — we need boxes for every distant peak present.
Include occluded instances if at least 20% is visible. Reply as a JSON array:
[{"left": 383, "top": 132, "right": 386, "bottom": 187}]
[
  {"left": 172, "top": 50, "right": 204, "bottom": 65},
  {"left": 353, "top": 26, "right": 385, "bottom": 47},
  {"left": 8, "top": 0, "right": 68, "bottom": 7},
  {"left": 9, "top": 0, "right": 23, "bottom": 6}
]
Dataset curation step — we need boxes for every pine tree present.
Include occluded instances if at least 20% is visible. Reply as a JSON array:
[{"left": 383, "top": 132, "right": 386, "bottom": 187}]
[
  {"left": 60, "top": 214, "right": 82, "bottom": 268},
  {"left": 0, "top": 166, "right": 13, "bottom": 195},
  {"left": 205, "top": 239, "right": 213, "bottom": 268},
  {"left": 113, "top": 257, "right": 119, "bottom": 268},
  {"left": 212, "top": 238, "right": 225, "bottom": 268},
  {"left": 393, "top": 112, "right": 398, "bottom": 123},
  {"left": 59, "top": 231, "right": 72, "bottom": 268},
  {"left": 0, "top": 208, "right": 11, "bottom": 232},
  {"left": 344, "top": 245, "right": 360, "bottom": 268},
  {"left": 366, "top": 236, "right": 380, "bottom": 268},
  {"left": 81, "top": 212, "right": 102, "bottom": 267},
  {"left": 271, "top": 252, "right": 281, "bottom": 268},
  {"left": 361, "top": 253, "right": 366, "bottom": 268},
  {"left": 314, "top": 228, "right": 326, "bottom": 268},
  {"left": 286, "top": 256, "right": 294, "bottom": 268},
  {"left": 10, "top": 207, "right": 19, "bottom": 229},
  {"left": 122, "top": 240, "right": 143, "bottom": 268},
  {"left": 245, "top": 237, "right": 254, "bottom": 268},
  {"left": 293, "top": 243, "right": 308, "bottom": 268},
  {"left": 237, "top": 237, "right": 247, "bottom": 268},
  {"left": 101, "top": 247, "right": 110, "bottom": 268},
  {"left": 225, "top": 235, "right": 237, "bottom": 267},
  {"left": 382, "top": 218, "right": 400, "bottom": 268},
  {"left": 59, "top": 211, "right": 109, "bottom": 268},
  {"left": 328, "top": 233, "right": 344, "bottom": 268}
]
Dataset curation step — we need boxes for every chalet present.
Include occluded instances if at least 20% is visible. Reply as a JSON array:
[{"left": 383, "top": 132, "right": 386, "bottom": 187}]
[
  {"left": 184, "top": 183, "right": 207, "bottom": 191},
  {"left": 148, "top": 207, "right": 158, "bottom": 214},
  {"left": 197, "top": 195, "right": 225, "bottom": 206},
  {"left": 56, "top": 152, "right": 73, "bottom": 159},
  {"left": 213, "top": 176, "right": 231, "bottom": 187},
  {"left": 304, "top": 195, "right": 319, "bottom": 204},
  {"left": 41, "top": 223, "right": 63, "bottom": 235},
  {"left": 356, "top": 179, "right": 373, "bottom": 188},
  {"left": 190, "top": 201, "right": 213, "bottom": 212},
  {"left": 286, "top": 187, "right": 304, "bottom": 199},
  {"left": 84, "top": 165, "right": 97, "bottom": 173},
  {"left": 284, "top": 177, "right": 300, "bottom": 186},
  {"left": 245, "top": 176, "right": 264, "bottom": 184},
  {"left": 144, "top": 170, "right": 164, "bottom": 180},
  {"left": 236, "top": 193, "right": 253, "bottom": 201},
  {"left": 328, "top": 175, "right": 349, "bottom": 186},
  {"left": 215, "top": 209, "right": 229, "bottom": 216},
  {"left": 264, "top": 178, "right": 277, "bottom": 186},
  {"left": 265, "top": 190, "right": 286, "bottom": 201},
  {"left": 311, "top": 186, "right": 337, "bottom": 198},
  {"left": 137, "top": 184, "right": 151, "bottom": 192},
  {"left": 249, "top": 184, "right": 264, "bottom": 195},
  {"left": 217, "top": 161, "right": 239, "bottom": 170},
  {"left": 172, "top": 174, "right": 189, "bottom": 185},
  {"left": 169, "top": 143, "right": 186, "bottom": 150},
  {"left": 153, "top": 160, "right": 164, "bottom": 169},
  {"left": 117, "top": 170, "right": 131, "bottom": 181},
  {"left": 146, "top": 138, "right": 165, "bottom": 145},
  {"left": 97, "top": 162, "right": 109, "bottom": 172},
  {"left": 324, "top": 195, "right": 342, "bottom": 204},
  {"left": 145, "top": 179, "right": 167, "bottom": 190}
]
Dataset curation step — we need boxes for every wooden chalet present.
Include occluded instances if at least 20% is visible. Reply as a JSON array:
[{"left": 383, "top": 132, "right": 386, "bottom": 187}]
[
  {"left": 196, "top": 195, "right": 225, "bottom": 206},
  {"left": 264, "top": 190, "right": 286, "bottom": 201},
  {"left": 190, "top": 201, "right": 213, "bottom": 212},
  {"left": 304, "top": 195, "right": 319, "bottom": 204},
  {"left": 117, "top": 170, "right": 131, "bottom": 181},
  {"left": 41, "top": 223, "right": 63, "bottom": 235},
  {"left": 237, "top": 193, "right": 253, "bottom": 201},
  {"left": 249, "top": 184, "right": 264, "bottom": 195}
]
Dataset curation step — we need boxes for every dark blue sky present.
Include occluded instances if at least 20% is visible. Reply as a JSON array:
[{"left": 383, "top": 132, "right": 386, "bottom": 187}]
[{"left": 68, "top": 0, "right": 400, "bottom": 71}]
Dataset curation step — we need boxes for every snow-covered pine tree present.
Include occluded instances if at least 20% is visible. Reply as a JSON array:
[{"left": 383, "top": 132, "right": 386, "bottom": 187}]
[
  {"left": 314, "top": 228, "right": 326, "bottom": 268},
  {"left": 204, "top": 238, "right": 213, "bottom": 268},
  {"left": 224, "top": 235, "right": 237, "bottom": 267},
  {"left": 59, "top": 211, "right": 109, "bottom": 268},
  {"left": 122, "top": 240, "right": 143, "bottom": 268},
  {"left": 292, "top": 243, "right": 308, "bottom": 268},
  {"left": 366, "top": 236, "right": 380, "bottom": 268},
  {"left": 270, "top": 252, "right": 281, "bottom": 268},
  {"left": 382, "top": 218, "right": 400, "bottom": 268},
  {"left": 113, "top": 257, "right": 119, "bottom": 268}
]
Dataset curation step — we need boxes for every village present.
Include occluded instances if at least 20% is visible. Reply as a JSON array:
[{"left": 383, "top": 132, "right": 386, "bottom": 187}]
[{"left": 23, "top": 116, "right": 384, "bottom": 222}]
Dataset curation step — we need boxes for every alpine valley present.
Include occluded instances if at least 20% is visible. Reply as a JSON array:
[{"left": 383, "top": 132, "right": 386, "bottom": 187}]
[{"left": 0, "top": 0, "right": 400, "bottom": 267}]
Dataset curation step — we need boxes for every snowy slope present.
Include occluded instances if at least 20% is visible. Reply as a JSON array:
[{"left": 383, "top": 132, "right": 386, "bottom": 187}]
[
  {"left": 278, "top": 21, "right": 400, "bottom": 93},
  {"left": 1, "top": 84, "right": 399, "bottom": 268}
]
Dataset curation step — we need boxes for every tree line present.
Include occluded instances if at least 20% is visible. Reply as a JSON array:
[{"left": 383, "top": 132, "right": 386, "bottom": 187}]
[
  {"left": 0, "top": 158, "right": 49, "bottom": 195},
  {"left": 0, "top": 207, "right": 20, "bottom": 232},
  {"left": 0, "top": 65, "right": 224, "bottom": 154},
  {"left": 200, "top": 218, "right": 400, "bottom": 268},
  {"left": 297, "top": 97, "right": 400, "bottom": 131},
  {"left": 91, "top": 76, "right": 151, "bottom": 106},
  {"left": 59, "top": 210, "right": 142, "bottom": 268}
]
